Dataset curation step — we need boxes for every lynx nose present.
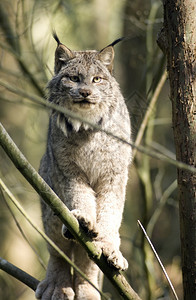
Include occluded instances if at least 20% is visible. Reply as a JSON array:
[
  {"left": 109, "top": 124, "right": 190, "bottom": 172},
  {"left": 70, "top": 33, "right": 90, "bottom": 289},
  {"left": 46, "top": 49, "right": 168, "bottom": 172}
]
[{"left": 79, "top": 88, "right": 92, "bottom": 98}]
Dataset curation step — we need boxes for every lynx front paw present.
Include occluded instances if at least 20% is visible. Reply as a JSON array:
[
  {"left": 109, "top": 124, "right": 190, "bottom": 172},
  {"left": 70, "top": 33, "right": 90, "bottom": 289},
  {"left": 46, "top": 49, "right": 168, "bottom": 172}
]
[
  {"left": 97, "top": 241, "right": 128, "bottom": 271},
  {"left": 35, "top": 278, "right": 75, "bottom": 300},
  {"left": 62, "top": 209, "right": 98, "bottom": 239},
  {"left": 103, "top": 246, "right": 128, "bottom": 271}
]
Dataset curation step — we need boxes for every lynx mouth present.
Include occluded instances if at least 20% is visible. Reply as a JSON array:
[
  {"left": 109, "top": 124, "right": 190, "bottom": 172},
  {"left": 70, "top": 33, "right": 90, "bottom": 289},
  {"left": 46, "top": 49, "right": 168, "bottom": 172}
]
[{"left": 73, "top": 99, "right": 96, "bottom": 106}]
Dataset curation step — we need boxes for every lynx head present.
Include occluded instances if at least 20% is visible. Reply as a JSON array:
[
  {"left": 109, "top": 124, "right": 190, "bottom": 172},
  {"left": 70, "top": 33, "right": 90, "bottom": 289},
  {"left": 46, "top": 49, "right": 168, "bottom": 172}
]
[{"left": 48, "top": 33, "right": 124, "bottom": 135}]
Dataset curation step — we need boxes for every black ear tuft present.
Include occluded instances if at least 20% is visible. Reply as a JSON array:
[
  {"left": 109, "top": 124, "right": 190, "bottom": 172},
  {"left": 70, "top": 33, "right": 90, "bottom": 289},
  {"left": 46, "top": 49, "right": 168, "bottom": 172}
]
[
  {"left": 99, "top": 37, "right": 125, "bottom": 73},
  {"left": 52, "top": 32, "right": 75, "bottom": 74},
  {"left": 107, "top": 37, "right": 126, "bottom": 48},
  {"left": 52, "top": 31, "right": 61, "bottom": 45}
]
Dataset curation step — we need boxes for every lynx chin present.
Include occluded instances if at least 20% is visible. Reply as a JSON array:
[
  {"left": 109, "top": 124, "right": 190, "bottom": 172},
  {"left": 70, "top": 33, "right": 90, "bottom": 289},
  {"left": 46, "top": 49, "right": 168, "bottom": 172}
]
[{"left": 35, "top": 33, "right": 132, "bottom": 300}]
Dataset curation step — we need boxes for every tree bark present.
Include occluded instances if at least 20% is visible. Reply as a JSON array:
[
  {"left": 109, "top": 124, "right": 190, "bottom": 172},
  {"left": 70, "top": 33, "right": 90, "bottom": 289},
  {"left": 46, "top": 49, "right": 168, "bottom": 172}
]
[{"left": 162, "top": 1, "right": 196, "bottom": 299}]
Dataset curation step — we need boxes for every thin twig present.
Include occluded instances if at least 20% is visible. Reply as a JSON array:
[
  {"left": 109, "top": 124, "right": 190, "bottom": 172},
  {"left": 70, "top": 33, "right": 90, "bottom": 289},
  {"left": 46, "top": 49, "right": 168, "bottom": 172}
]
[
  {"left": 150, "top": 140, "right": 176, "bottom": 160},
  {"left": 132, "top": 70, "right": 167, "bottom": 160},
  {"left": 147, "top": 179, "right": 177, "bottom": 237},
  {"left": 0, "top": 189, "right": 46, "bottom": 270},
  {"left": 137, "top": 220, "right": 179, "bottom": 300},
  {"left": 0, "top": 3, "right": 45, "bottom": 97},
  {"left": 0, "top": 95, "right": 43, "bottom": 109},
  {"left": 0, "top": 79, "right": 195, "bottom": 174}
]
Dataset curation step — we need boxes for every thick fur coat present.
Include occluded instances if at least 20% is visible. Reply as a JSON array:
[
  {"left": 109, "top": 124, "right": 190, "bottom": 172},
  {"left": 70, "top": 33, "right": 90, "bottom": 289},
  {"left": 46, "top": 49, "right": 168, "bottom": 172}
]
[{"left": 35, "top": 34, "right": 132, "bottom": 300}]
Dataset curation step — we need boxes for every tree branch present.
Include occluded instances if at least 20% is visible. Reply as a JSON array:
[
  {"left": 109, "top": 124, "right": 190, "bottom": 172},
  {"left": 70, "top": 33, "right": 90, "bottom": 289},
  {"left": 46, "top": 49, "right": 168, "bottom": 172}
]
[
  {"left": 132, "top": 70, "right": 167, "bottom": 160},
  {"left": 0, "top": 178, "right": 108, "bottom": 299},
  {"left": 0, "top": 188, "right": 46, "bottom": 270},
  {"left": 0, "top": 257, "right": 39, "bottom": 291},
  {"left": 138, "top": 221, "right": 179, "bottom": 300},
  {"left": 0, "top": 122, "right": 142, "bottom": 300}
]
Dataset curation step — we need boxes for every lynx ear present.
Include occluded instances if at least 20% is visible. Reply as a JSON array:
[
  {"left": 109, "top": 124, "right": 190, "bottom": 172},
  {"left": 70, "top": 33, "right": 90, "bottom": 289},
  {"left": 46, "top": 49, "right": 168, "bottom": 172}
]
[
  {"left": 53, "top": 32, "right": 75, "bottom": 74},
  {"left": 99, "top": 38, "right": 125, "bottom": 73},
  {"left": 98, "top": 46, "right": 114, "bottom": 73}
]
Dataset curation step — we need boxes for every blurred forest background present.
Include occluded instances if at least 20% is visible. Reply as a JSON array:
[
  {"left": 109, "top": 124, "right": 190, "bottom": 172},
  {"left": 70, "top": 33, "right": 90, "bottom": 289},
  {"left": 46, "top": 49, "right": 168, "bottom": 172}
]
[{"left": 0, "top": 0, "right": 183, "bottom": 299}]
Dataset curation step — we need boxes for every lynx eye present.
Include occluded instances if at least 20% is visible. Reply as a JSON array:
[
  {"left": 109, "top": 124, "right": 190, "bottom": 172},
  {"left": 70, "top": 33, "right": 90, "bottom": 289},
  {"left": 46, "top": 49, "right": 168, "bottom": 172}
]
[
  {"left": 69, "top": 76, "right": 80, "bottom": 82},
  {"left": 92, "top": 76, "right": 102, "bottom": 83}
]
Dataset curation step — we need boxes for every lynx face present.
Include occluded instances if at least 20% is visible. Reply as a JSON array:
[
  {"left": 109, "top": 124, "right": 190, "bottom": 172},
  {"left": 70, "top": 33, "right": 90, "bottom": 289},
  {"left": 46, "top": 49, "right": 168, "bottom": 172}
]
[
  {"left": 58, "top": 53, "right": 112, "bottom": 112},
  {"left": 48, "top": 38, "right": 121, "bottom": 134}
]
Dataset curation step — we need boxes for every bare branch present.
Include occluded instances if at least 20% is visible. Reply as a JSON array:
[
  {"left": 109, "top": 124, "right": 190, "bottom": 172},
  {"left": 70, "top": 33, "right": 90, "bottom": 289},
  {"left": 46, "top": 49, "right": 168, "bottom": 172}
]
[
  {"left": 132, "top": 70, "right": 167, "bottom": 160},
  {"left": 0, "top": 3, "right": 45, "bottom": 97},
  {"left": 0, "top": 189, "right": 46, "bottom": 270},
  {"left": 147, "top": 180, "right": 177, "bottom": 237},
  {"left": 138, "top": 220, "right": 179, "bottom": 300},
  {"left": 0, "top": 257, "right": 39, "bottom": 291},
  {"left": 0, "top": 178, "right": 108, "bottom": 300}
]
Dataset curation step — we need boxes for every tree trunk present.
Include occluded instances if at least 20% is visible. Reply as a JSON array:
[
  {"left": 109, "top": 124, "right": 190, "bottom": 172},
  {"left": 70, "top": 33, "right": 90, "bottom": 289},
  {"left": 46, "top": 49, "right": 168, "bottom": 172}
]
[{"left": 162, "top": 1, "right": 196, "bottom": 299}]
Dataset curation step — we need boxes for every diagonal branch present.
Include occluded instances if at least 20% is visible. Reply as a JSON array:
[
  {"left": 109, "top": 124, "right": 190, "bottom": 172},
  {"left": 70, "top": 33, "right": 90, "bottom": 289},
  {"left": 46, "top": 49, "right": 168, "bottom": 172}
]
[
  {"left": 132, "top": 70, "right": 167, "bottom": 160},
  {"left": 0, "top": 122, "right": 142, "bottom": 300},
  {"left": 0, "top": 189, "right": 46, "bottom": 270},
  {"left": 138, "top": 220, "right": 179, "bottom": 300},
  {"left": 0, "top": 178, "right": 108, "bottom": 299},
  {"left": 0, "top": 257, "right": 39, "bottom": 291}
]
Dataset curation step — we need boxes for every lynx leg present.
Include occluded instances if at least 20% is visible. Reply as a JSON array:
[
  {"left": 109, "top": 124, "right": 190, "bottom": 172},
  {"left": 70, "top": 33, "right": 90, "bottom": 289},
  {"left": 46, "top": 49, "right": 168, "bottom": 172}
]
[
  {"left": 35, "top": 251, "right": 74, "bottom": 300},
  {"left": 73, "top": 244, "right": 101, "bottom": 300},
  {"left": 95, "top": 176, "right": 129, "bottom": 271}
]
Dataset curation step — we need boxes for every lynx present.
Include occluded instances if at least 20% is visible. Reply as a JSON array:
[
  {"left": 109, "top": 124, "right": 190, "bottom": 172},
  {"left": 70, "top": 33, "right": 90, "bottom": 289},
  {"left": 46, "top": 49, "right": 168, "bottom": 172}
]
[{"left": 35, "top": 33, "right": 132, "bottom": 300}]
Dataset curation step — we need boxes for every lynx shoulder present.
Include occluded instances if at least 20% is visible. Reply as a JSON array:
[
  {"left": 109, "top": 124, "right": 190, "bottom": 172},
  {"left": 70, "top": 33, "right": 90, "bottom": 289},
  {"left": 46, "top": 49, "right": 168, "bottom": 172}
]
[{"left": 35, "top": 33, "right": 132, "bottom": 300}]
